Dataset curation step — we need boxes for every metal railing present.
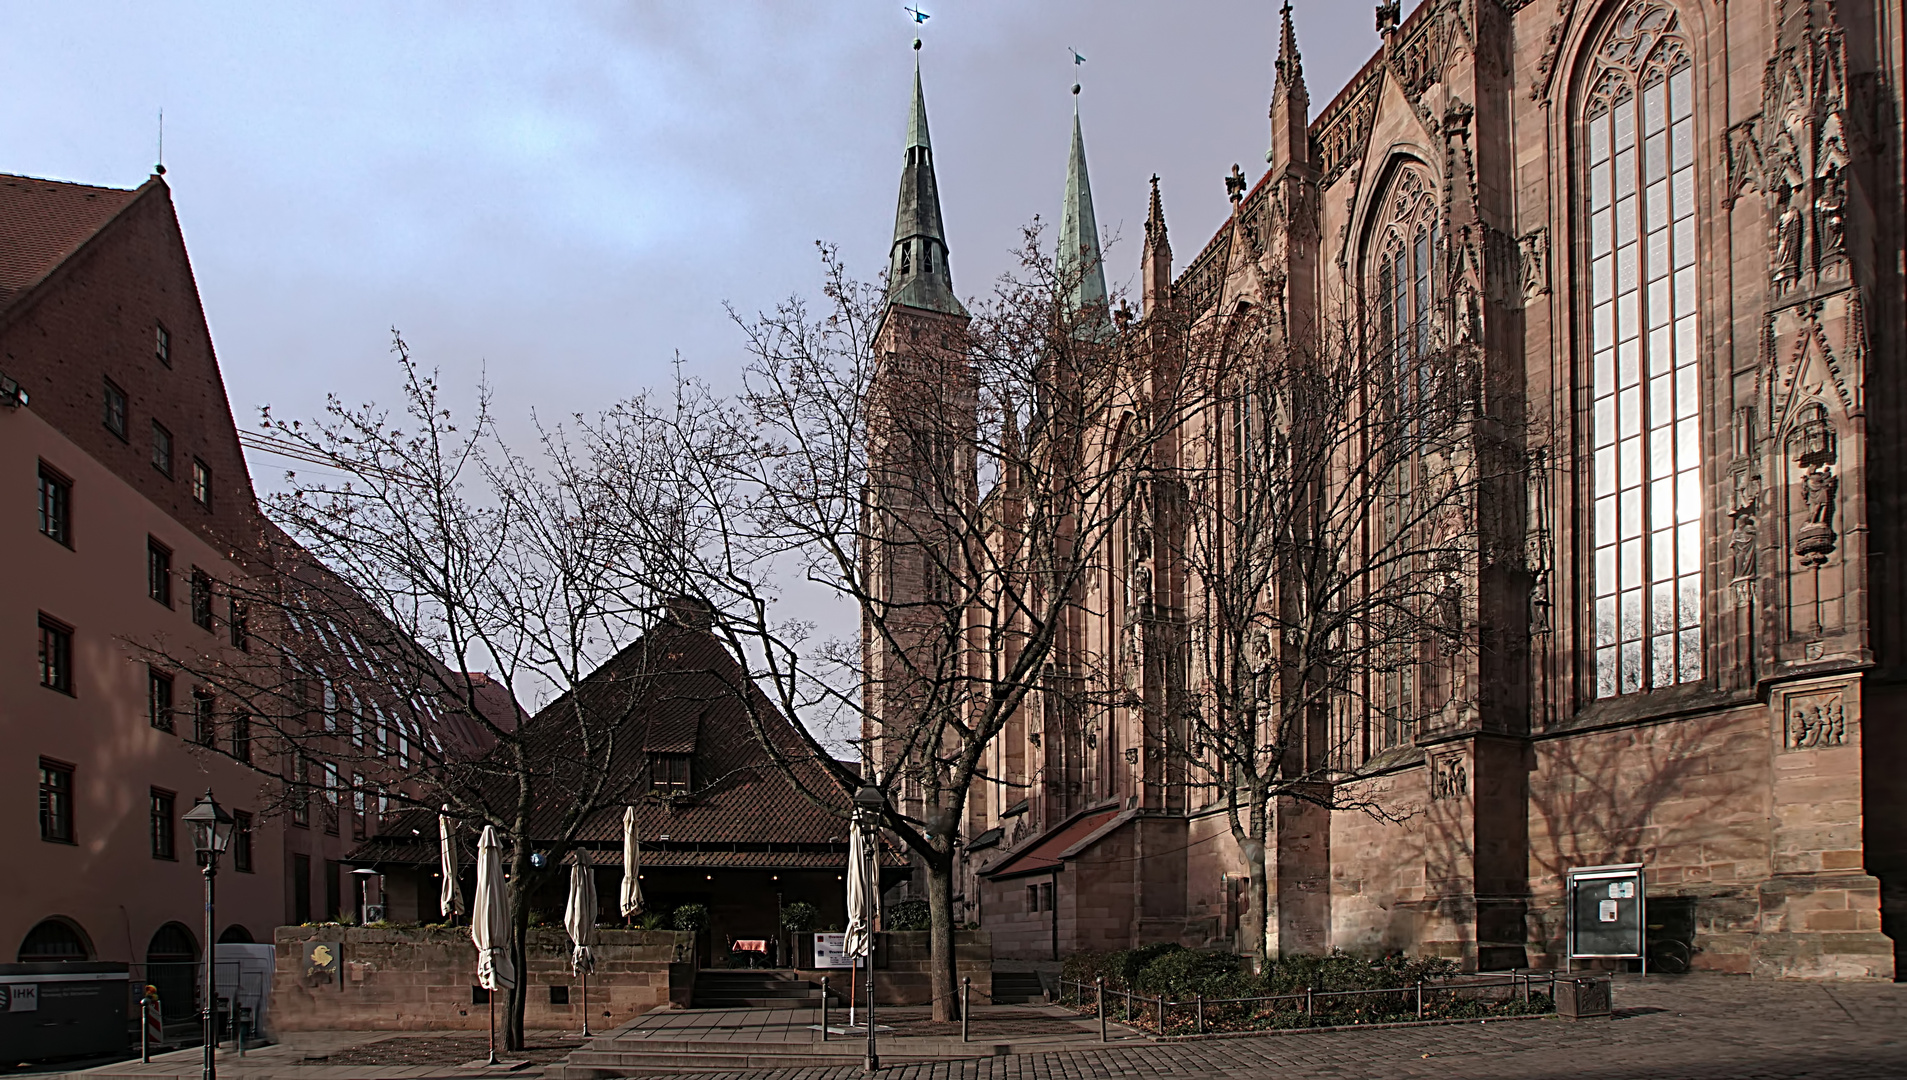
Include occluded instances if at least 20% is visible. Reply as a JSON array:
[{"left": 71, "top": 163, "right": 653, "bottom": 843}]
[{"left": 1058, "top": 970, "right": 1558, "bottom": 1038}]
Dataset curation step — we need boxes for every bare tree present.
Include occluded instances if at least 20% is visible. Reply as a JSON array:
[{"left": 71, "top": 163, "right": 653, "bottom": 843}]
[
  {"left": 143, "top": 336, "right": 677, "bottom": 1050},
  {"left": 589, "top": 236, "right": 1191, "bottom": 1019},
  {"left": 1164, "top": 303, "right": 1524, "bottom": 967}
]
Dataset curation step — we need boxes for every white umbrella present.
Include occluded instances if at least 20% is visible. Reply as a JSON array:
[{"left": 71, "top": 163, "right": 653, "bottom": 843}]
[
  {"left": 438, "top": 808, "right": 465, "bottom": 921},
  {"left": 619, "top": 806, "right": 644, "bottom": 918},
  {"left": 565, "top": 849, "right": 599, "bottom": 1037},
  {"left": 472, "top": 825, "right": 515, "bottom": 1065},
  {"left": 842, "top": 813, "right": 877, "bottom": 1027}
]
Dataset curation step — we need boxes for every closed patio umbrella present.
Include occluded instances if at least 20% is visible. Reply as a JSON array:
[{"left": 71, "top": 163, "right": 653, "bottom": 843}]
[
  {"left": 472, "top": 825, "right": 515, "bottom": 1064},
  {"left": 619, "top": 806, "right": 644, "bottom": 918},
  {"left": 438, "top": 808, "right": 465, "bottom": 922},
  {"left": 565, "top": 849, "right": 599, "bottom": 1036},
  {"left": 842, "top": 813, "right": 877, "bottom": 1027}
]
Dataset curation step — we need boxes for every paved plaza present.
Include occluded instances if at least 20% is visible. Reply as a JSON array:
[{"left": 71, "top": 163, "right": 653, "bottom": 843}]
[{"left": 56, "top": 973, "right": 1907, "bottom": 1080}]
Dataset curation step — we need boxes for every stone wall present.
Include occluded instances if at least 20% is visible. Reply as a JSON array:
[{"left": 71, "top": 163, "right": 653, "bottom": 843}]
[{"left": 271, "top": 926, "right": 691, "bottom": 1033}]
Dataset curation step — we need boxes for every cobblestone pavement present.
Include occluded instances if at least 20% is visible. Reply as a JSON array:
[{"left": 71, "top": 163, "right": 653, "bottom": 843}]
[{"left": 618, "top": 974, "right": 1907, "bottom": 1080}]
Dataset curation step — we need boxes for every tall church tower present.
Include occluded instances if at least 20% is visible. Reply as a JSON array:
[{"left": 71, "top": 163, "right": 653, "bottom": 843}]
[{"left": 863, "top": 46, "right": 976, "bottom": 813}]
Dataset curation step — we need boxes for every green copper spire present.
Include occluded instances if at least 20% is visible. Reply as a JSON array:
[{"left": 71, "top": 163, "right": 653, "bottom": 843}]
[
  {"left": 886, "top": 46, "right": 963, "bottom": 317},
  {"left": 1059, "top": 86, "right": 1109, "bottom": 324}
]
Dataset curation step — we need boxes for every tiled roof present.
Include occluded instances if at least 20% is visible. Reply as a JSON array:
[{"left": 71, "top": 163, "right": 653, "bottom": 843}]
[
  {"left": 981, "top": 807, "right": 1121, "bottom": 880},
  {"left": 349, "top": 620, "right": 856, "bottom": 866},
  {"left": 0, "top": 173, "right": 144, "bottom": 311}
]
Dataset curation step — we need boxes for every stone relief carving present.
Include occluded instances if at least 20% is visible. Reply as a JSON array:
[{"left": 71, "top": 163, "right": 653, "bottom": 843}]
[
  {"left": 1786, "top": 402, "right": 1839, "bottom": 567},
  {"left": 1532, "top": 0, "right": 1582, "bottom": 103},
  {"left": 1427, "top": 752, "right": 1468, "bottom": 801},
  {"left": 1518, "top": 227, "right": 1549, "bottom": 303},
  {"left": 1763, "top": 2, "right": 1855, "bottom": 295},
  {"left": 1730, "top": 408, "right": 1763, "bottom": 600},
  {"left": 1725, "top": 118, "right": 1766, "bottom": 210},
  {"left": 1784, "top": 690, "right": 1847, "bottom": 749}
]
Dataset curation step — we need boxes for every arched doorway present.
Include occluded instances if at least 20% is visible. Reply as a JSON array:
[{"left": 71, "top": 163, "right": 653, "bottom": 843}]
[
  {"left": 216, "top": 924, "right": 254, "bottom": 944},
  {"left": 17, "top": 918, "right": 92, "bottom": 962},
  {"left": 145, "top": 923, "right": 199, "bottom": 1022}
]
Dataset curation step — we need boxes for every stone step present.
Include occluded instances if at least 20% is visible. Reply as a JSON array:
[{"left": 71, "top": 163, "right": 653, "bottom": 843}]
[{"left": 991, "top": 971, "right": 1046, "bottom": 1004}]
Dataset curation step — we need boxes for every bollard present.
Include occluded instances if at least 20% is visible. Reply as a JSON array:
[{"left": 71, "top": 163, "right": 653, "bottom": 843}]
[
  {"left": 1099, "top": 977, "right": 1110, "bottom": 1039},
  {"left": 820, "top": 977, "right": 829, "bottom": 1041},
  {"left": 1196, "top": 993, "right": 1205, "bottom": 1035},
  {"left": 1416, "top": 980, "right": 1424, "bottom": 1020},
  {"left": 962, "top": 977, "right": 971, "bottom": 1043},
  {"left": 140, "top": 998, "right": 150, "bottom": 1064},
  {"left": 1157, "top": 995, "right": 1166, "bottom": 1035},
  {"left": 1305, "top": 986, "right": 1314, "bottom": 1021}
]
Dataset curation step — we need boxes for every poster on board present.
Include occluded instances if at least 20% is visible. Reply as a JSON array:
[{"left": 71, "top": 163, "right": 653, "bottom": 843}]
[{"left": 812, "top": 933, "right": 865, "bottom": 969}]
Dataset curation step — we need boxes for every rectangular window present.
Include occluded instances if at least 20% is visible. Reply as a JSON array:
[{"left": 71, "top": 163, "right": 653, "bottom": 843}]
[
  {"left": 321, "top": 762, "right": 339, "bottom": 835},
  {"left": 1588, "top": 68, "right": 1703, "bottom": 699},
  {"left": 191, "top": 569, "right": 214, "bottom": 630},
  {"left": 293, "top": 854, "right": 312, "bottom": 923},
  {"left": 155, "top": 322, "right": 171, "bottom": 367},
  {"left": 150, "top": 788, "right": 175, "bottom": 860},
  {"left": 232, "top": 810, "right": 253, "bottom": 873},
  {"left": 148, "top": 539, "right": 172, "bottom": 606},
  {"left": 325, "top": 859, "right": 342, "bottom": 921},
  {"left": 148, "top": 667, "right": 174, "bottom": 731},
  {"left": 231, "top": 712, "right": 251, "bottom": 763},
  {"left": 38, "top": 464, "right": 72, "bottom": 546},
  {"left": 229, "top": 600, "right": 249, "bottom": 651},
  {"left": 103, "top": 379, "right": 127, "bottom": 439},
  {"left": 38, "top": 615, "right": 73, "bottom": 695},
  {"left": 290, "top": 754, "right": 310, "bottom": 827},
  {"left": 39, "top": 759, "right": 75, "bottom": 844},
  {"left": 351, "top": 773, "right": 366, "bottom": 840},
  {"left": 192, "top": 690, "right": 216, "bottom": 746},
  {"left": 649, "top": 753, "right": 691, "bottom": 795},
  {"left": 151, "top": 421, "right": 173, "bottom": 476},
  {"left": 191, "top": 459, "right": 211, "bottom": 508}
]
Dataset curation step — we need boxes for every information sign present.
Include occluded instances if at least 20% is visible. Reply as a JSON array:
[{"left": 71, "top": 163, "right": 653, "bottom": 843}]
[
  {"left": 1566, "top": 863, "right": 1646, "bottom": 964},
  {"left": 812, "top": 933, "right": 865, "bottom": 969}
]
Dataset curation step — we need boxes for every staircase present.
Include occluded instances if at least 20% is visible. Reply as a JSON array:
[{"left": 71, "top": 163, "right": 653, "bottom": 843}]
[
  {"left": 990, "top": 970, "right": 1046, "bottom": 1004},
  {"left": 689, "top": 969, "right": 832, "bottom": 1009}
]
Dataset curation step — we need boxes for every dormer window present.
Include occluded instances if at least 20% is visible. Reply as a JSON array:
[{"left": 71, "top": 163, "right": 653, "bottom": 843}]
[{"left": 649, "top": 752, "right": 691, "bottom": 795}]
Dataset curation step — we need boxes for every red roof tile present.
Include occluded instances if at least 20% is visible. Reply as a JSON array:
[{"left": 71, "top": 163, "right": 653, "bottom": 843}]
[
  {"left": 0, "top": 173, "right": 144, "bottom": 311},
  {"left": 981, "top": 808, "right": 1122, "bottom": 880}
]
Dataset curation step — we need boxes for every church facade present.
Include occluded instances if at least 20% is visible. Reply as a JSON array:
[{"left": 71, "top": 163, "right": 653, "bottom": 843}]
[{"left": 868, "top": 0, "right": 1906, "bottom": 978}]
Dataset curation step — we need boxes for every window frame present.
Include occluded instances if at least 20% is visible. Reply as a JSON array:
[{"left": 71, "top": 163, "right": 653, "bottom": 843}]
[
  {"left": 39, "top": 758, "right": 76, "bottom": 844},
  {"left": 148, "top": 666, "right": 175, "bottom": 732},
  {"left": 149, "top": 788, "right": 176, "bottom": 861},
  {"left": 150, "top": 420, "right": 173, "bottom": 477},
  {"left": 103, "top": 379, "right": 128, "bottom": 440},
  {"left": 191, "top": 459, "right": 211, "bottom": 509},
  {"left": 155, "top": 322, "right": 171, "bottom": 368},
  {"left": 649, "top": 752, "right": 692, "bottom": 796},
  {"left": 38, "top": 614, "right": 74, "bottom": 696},
  {"left": 148, "top": 538, "right": 172, "bottom": 607},
  {"left": 232, "top": 810, "right": 253, "bottom": 873},
  {"left": 190, "top": 568, "right": 214, "bottom": 630},
  {"left": 192, "top": 689, "right": 216, "bottom": 746},
  {"left": 231, "top": 712, "right": 252, "bottom": 764},
  {"left": 38, "top": 462, "right": 73, "bottom": 547}
]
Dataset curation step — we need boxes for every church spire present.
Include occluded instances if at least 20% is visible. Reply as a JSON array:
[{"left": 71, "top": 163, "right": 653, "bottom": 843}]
[
  {"left": 1059, "top": 85, "right": 1110, "bottom": 322},
  {"left": 886, "top": 42, "right": 963, "bottom": 317},
  {"left": 1268, "top": 0, "right": 1310, "bottom": 170},
  {"left": 1142, "top": 173, "right": 1172, "bottom": 316}
]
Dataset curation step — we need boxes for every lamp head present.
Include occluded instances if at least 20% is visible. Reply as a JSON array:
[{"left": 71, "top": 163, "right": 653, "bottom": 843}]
[{"left": 183, "top": 790, "right": 235, "bottom": 862}]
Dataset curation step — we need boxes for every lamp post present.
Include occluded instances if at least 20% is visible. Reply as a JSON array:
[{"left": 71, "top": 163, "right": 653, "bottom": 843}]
[
  {"left": 851, "top": 783, "right": 883, "bottom": 1074},
  {"left": 183, "top": 791, "right": 235, "bottom": 1080}
]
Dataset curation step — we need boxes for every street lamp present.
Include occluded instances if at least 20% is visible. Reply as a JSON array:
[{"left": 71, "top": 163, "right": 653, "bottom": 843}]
[
  {"left": 183, "top": 791, "right": 234, "bottom": 1080},
  {"left": 850, "top": 783, "right": 883, "bottom": 1074}
]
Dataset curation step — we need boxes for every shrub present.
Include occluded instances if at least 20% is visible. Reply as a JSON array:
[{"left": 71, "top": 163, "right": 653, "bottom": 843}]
[
  {"left": 637, "top": 912, "right": 669, "bottom": 931},
  {"left": 672, "top": 903, "right": 709, "bottom": 932},
  {"left": 780, "top": 902, "right": 818, "bottom": 933},
  {"left": 886, "top": 899, "right": 930, "bottom": 931},
  {"left": 1132, "top": 948, "right": 1255, "bottom": 1000}
]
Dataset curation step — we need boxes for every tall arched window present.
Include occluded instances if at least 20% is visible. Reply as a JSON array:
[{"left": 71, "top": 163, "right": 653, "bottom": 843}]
[
  {"left": 1583, "top": 1, "right": 1699, "bottom": 698},
  {"left": 1377, "top": 168, "right": 1438, "bottom": 409}
]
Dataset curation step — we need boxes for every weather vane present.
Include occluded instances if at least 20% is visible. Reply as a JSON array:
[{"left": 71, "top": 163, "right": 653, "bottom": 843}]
[
  {"left": 906, "top": 4, "right": 930, "bottom": 24},
  {"left": 1070, "top": 48, "right": 1086, "bottom": 66}
]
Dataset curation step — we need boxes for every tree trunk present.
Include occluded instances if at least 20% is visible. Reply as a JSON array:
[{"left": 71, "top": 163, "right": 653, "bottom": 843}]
[
  {"left": 924, "top": 853, "right": 960, "bottom": 1022},
  {"left": 505, "top": 852, "right": 533, "bottom": 1051},
  {"left": 1242, "top": 793, "right": 1270, "bottom": 971}
]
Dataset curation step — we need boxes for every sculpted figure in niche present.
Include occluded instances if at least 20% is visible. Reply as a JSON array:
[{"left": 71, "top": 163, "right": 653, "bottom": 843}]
[{"left": 1774, "top": 192, "right": 1805, "bottom": 287}]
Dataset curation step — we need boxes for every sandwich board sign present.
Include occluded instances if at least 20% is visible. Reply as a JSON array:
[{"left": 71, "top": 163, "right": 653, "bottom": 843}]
[{"left": 1566, "top": 863, "right": 1645, "bottom": 971}]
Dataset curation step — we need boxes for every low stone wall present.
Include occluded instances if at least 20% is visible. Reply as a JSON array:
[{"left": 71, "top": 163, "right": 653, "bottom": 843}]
[
  {"left": 793, "top": 930, "right": 991, "bottom": 1006},
  {"left": 271, "top": 925, "right": 692, "bottom": 1033}
]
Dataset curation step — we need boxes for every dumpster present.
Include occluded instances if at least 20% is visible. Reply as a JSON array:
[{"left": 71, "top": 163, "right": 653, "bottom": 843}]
[{"left": 0, "top": 962, "right": 129, "bottom": 1062}]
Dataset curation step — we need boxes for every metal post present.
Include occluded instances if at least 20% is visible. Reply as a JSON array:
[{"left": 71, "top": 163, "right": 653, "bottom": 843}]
[
  {"left": 581, "top": 970, "right": 591, "bottom": 1038},
  {"left": 961, "top": 977, "right": 970, "bottom": 1043},
  {"left": 1157, "top": 995, "right": 1166, "bottom": 1035},
  {"left": 141, "top": 997, "right": 151, "bottom": 1063},
  {"left": 1415, "top": 980, "right": 1424, "bottom": 1020},
  {"left": 820, "top": 977, "right": 829, "bottom": 1041},
  {"left": 201, "top": 860, "right": 217, "bottom": 1080},
  {"left": 1305, "top": 985, "right": 1313, "bottom": 1022},
  {"left": 1195, "top": 993, "right": 1204, "bottom": 1035},
  {"left": 487, "top": 991, "right": 497, "bottom": 1066},
  {"left": 1096, "top": 977, "right": 1106, "bottom": 1043}
]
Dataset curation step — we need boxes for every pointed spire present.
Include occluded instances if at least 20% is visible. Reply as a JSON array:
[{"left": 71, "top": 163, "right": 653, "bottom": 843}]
[
  {"left": 886, "top": 41, "right": 964, "bottom": 318},
  {"left": 1142, "top": 174, "right": 1172, "bottom": 318},
  {"left": 1267, "top": 0, "right": 1310, "bottom": 170},
  {"left": 1059, "top": 84, "right": 1110, "bottom": 324}
]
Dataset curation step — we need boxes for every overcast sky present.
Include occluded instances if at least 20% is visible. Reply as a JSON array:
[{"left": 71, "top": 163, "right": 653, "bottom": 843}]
[{"left": 5, "top": 1, "right": 1412, "bottom": 449}]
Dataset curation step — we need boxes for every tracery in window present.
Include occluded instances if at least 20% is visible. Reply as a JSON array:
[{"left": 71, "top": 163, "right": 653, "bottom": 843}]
[{"left": 1583, "top": 1, "right": 1700, "bottom": 698}]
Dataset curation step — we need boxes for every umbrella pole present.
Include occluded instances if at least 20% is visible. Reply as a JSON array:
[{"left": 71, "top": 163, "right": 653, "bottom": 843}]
[
  {"left": 487, "top": 989, "right": 497, "bottom": 1066},
  {"left": 581, "top": 970, "right": 591, "bottom": 1038},
  {"left": 849, "top": 963, "right": 857, "bottom": 1028}
]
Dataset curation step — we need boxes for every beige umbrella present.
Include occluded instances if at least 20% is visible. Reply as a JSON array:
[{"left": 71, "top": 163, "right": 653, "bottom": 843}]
[
  {"left": 471, "top": 825, "right": 515, "bottom": 1065},
  {"left": 565, "top": 850, "right": 599, "bottom": 1037},
  {"left": 438, "top": 808, "right": 465, "bottom": 921},
  {"left": 619, "top": 806, "right": 644, "bottom": 918}
]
